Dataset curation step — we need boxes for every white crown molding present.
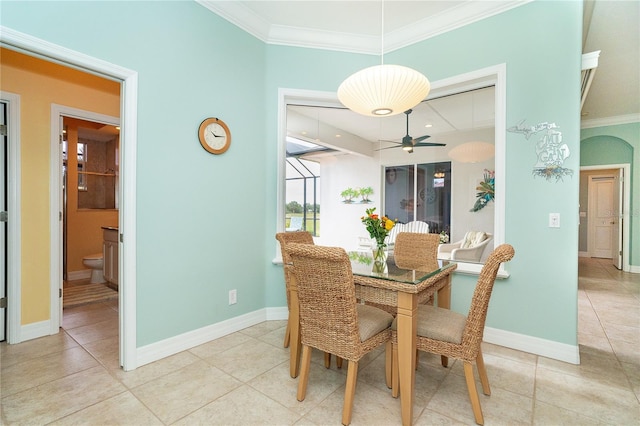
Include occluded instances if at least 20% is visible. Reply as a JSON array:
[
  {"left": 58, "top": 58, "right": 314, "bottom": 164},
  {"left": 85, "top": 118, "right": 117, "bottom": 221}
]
[
  {"left": 581, "top": 113, "right": 640, "bottom": 129},
  {"left": 198, "top": 0, "right": 531, "bottom": 54}
]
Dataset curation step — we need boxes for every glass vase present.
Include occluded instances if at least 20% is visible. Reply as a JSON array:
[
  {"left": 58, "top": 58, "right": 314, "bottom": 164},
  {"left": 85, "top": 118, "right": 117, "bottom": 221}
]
[{"left": 372, "top": 243, "right": 387, "bottom": 273}]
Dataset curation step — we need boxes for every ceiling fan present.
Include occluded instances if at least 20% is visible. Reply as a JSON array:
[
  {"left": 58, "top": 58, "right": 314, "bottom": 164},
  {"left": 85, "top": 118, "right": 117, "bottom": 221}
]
[{"left": 378, "top": 109, "right": 446, "bottom": 153}]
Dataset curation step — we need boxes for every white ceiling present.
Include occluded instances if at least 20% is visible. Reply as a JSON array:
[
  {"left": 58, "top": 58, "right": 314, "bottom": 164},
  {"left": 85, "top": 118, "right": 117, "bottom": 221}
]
[{"left": 200, "top": 0, "right": 639, "bottom": 146}]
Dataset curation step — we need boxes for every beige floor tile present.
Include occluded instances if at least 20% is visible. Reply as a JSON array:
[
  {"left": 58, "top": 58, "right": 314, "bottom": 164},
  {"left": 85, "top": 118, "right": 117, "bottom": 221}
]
[
  {"left": 537, "top": 345, "right": 629, "bottom": 388},
  {"left": 482, "top": 342, "right": 538, "bottom": 365},
  {"left": 620, "top": 361, "right": 640, "bottom": 400},
  {"left": 427, "top": 370, "right": 533, "bottom": 425},
  {"left": 532, "top": 400, "right": 601, "bottom": 425},
  {"left": 601, "top": 321, "right": 640, "bottom": 344},
  {"left": 82, "top": 335, "right": 120, "bottom": 370},
  {"left": 64, "top": 316, "right": 119, "bottom": 345},
  {"left": 1, "top": 346, "right": 99, "bottom": 397},
  {"left": 240, "top": 320, "right": 288, "bottom": 338},
  {"left": 131, "top": 360, "right": 242, "bottom": 424},
  {"left": 173, "top": 384, "right": 301, "bottom": 425},
  {"left": 62, "top": 303, "right": 119, "bottom": 330},
  {"left": 111, "top": 350, "right": 201, "bottom": 389},
  {"left": 609, "top": 338, "right": 640, "bottom": 365},
  {"left": 535, "top": 366, "right": 639, "bottom": 424},
  {"left": 204, "top": 339, "right": 288, "bottom": 382},
  {"left": 1, "top": 366, "right": 126, "bottom": 425},
  {"left": 188, "top": 331, "right": 253, "bottom": 359},
  {"left": 249, "top": 358, "right": 345, "bottom": 416},
  {"left": 49, "top": 391, "right": 163, "bottom": 425},
  {"left": 302, "top": 380, "right": 402, "bottom": 425},
  {"left": 0, "top": 332, "right": 79, "bottom": 369}
]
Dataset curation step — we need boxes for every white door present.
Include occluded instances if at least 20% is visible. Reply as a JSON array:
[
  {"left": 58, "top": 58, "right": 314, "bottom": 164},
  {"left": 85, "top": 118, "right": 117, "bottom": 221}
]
[
  {"left": 1, "top": 101, "right": 6, "bottom": 341},
  {"left": 588, "top": 175, "right": 616, "bottom": 259}
]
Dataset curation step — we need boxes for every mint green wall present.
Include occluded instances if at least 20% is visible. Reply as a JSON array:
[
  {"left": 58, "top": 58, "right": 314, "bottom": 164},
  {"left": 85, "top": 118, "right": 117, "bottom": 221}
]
[
  {"left": 581, "top": 123, "right": 639, "bottom": 266},
  {"left": 2, "top": 1, "right": 269, "bottom": 346},
  {"left": 4, "top": 1, "right": 583, "bottom": 348}
]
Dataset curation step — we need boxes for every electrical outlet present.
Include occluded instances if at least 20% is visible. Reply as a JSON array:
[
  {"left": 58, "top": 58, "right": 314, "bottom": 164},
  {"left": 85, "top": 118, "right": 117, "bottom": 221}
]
[
  {"left": 549, "top": 213, "right": 560, "bottom": 228},
  {"left": 229, "top": 289, "right": 237, "bottom": 305}
]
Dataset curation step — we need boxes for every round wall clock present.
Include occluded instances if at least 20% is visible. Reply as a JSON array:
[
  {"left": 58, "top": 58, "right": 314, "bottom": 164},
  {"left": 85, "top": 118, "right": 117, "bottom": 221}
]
[{"left": 198, "top": 117, "right": 231, "bottom": 155}]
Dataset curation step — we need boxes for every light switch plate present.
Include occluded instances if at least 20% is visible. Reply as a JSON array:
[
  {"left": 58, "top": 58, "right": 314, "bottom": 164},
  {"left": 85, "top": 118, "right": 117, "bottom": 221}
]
[{"left": 549, "top": 213, "right": 560, "bottom": 228}]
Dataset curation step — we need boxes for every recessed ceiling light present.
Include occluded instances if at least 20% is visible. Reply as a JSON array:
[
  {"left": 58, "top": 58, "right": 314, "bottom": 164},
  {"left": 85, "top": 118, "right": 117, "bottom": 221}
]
[
  {"left": 302, "top": 131, "right": 307, "bottom": 135},
  {"left": 335, "top": 134, "right": 341, "bottom": 138},
  {"left": 425, "top": 124, "right": 432, "bottom": 128}
]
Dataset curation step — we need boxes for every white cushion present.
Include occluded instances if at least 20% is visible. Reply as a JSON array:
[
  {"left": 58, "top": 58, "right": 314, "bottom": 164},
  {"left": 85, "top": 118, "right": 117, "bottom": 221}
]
[{"left": 461, "top": 231, "right": 486, "bottom": 249}]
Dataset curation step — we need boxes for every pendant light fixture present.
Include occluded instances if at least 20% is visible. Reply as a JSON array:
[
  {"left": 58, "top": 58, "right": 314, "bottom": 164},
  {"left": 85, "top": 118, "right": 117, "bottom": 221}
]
[{"left": 337, "top": 0, "right": 430, "bottom": 117}]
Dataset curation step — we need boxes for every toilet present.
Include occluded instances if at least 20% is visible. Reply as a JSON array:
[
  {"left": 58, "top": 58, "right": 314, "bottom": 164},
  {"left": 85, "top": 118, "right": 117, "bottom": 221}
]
[{"left": 83, "top": 253, "right": 105, "bottom": 284}]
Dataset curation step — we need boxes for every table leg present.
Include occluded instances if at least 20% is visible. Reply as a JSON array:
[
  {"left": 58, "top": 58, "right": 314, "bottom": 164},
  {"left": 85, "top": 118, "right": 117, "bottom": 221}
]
[
  {"left": 436, "top": 278, "right": 452, "bottom": 368},
  {"left": 396, "top": 292, "right": 417, "bottom": 426},
  {"left": 289, "top": 275, "right": 301, "bottom": 378}
]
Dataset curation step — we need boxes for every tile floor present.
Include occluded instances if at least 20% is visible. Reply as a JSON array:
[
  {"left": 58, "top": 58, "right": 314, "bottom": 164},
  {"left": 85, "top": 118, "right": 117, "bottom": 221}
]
[{"left": 1, "top": 257, "right": 639, "bottom": 425}]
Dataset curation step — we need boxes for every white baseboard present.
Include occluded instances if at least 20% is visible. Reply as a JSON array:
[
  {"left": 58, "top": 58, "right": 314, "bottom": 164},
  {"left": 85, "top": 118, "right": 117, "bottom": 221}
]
[
  {"left": 578, "top": 251, "right": 589, "bottom": 257},
  {"left": 630, "top": 265, "right": 640, "bottom": 274},
  {"left": 484, "top": 326, "right": 580, "bottom": 364},
  {"left": 136, "top": 308, "right": 288, "bottom": 368},
  {"left": 20, "top": 320, "right": 54, "bottom": 342},
  {"left": 67, "top": 269, "right": 91, "bottom": 281}
]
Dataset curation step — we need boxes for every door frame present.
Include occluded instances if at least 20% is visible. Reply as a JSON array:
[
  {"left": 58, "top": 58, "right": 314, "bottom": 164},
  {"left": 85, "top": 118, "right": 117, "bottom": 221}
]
[
  {"left": 581, "top": 164, "right": 631, "bottom": 271},
  {"left": 1, "top": 26, "right": 139, "bottom": 370}
]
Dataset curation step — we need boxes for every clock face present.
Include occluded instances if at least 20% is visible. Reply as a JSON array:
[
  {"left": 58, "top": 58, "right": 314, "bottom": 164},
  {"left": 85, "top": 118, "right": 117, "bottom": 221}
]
[
  {"left": 198, "top": 118, "right": 231, "bottom": 154},
  {"left": 204, "top": 123, "right": 227, "bottom": 150}
]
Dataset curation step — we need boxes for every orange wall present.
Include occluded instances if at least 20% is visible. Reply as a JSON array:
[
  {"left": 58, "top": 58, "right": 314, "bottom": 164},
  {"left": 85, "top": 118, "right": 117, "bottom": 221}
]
[
  {"left": 0, "top": 48, "right": 120, "bottom": 325},
  {"left": 65, "top": 117, "right": 119, "bottom": 275}
]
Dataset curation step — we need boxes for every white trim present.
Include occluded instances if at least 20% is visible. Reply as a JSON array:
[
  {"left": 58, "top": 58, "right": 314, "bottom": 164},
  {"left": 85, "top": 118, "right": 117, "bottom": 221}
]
[
  {"left": 136, "top": 308, "right": 287, "bottom": 368},
  {"left": 578, "top": 251, "right": 589, "bottom": 257},
  {"left": 20, "top": 320, "right": 52, "bottom": 343},
  {"left": 581, "top": 113, "right": 640, "bottom": 129},
  {"left": 67, "top": 270, "right": 91, "bottom": 281},
  {"left": 630, "top": 265, "right": 640, "bottom": 274},
  {"left": 484, "top": 326, "right": 580, "bottom": 365},
  {"left": 198, "top": 0, "right": 530, "bottom": 54},
  {"left": 580, "top": 164, "right": 631, "bottom": 272},
  {"left": 1, "top": 26, "right": 138, "bottom": 370},
  {"left": 0, "top": 91, "right": 21, "bottom": 344}
]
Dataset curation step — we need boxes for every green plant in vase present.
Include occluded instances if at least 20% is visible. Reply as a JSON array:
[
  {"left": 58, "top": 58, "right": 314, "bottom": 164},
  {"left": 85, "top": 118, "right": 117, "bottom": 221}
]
[{"left": 361, "top": 207, "right": 396, "bottom": 267}]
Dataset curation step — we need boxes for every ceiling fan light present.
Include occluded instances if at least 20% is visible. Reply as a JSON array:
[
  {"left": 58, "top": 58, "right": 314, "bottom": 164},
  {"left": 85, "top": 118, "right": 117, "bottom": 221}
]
[{"left": 338, "top": 64, "right": 430, "bottom": 117}]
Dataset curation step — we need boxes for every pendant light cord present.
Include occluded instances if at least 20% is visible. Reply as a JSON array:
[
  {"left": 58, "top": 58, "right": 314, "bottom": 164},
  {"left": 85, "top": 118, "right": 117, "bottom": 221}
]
[{"left": 380, "top": 0, "right": 384, "bottom": 65}]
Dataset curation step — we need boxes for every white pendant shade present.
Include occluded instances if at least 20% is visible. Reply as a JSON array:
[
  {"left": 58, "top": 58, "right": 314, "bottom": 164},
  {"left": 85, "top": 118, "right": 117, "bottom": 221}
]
[{"left": 337, "top": 64, "right": 430, "bottom": 117}]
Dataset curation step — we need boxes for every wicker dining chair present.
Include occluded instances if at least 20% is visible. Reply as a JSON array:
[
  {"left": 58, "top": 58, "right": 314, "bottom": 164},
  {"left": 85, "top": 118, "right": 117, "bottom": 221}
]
[
  {"left": 391, "top": 244, "right": 515, "bottom": 426},
  {"left": 276, "top": 231, "right": 339, "bottom": 369},
  {"left": 287, "top": 243, "right": 394, "bottom": 426},
  {"left": 275, "top": 231, "right": 314, "bottom": 348}
]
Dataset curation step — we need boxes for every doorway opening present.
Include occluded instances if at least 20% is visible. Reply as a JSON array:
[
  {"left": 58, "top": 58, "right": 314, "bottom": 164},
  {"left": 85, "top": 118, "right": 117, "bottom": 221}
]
[{"left": 579, "top": 165, "right": 631, "bottom": 271}]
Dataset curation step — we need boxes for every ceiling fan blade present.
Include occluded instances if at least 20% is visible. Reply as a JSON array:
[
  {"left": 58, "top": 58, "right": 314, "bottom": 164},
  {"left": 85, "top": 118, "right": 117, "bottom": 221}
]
[
  {"left": 377, "top": 139, "right": 401, "bottom": 145},
  {"left": 413, "top": 142, "right": 447, "bottom": 147},
  {"left": 413, "top": 135, "right": 431, "bottom": 143}
]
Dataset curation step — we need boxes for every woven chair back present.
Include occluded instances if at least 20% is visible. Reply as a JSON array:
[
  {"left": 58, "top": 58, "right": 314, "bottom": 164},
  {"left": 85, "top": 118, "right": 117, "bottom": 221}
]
[
  {"left": 286, "top": 243, "right": 361, "bottom": 360},
  {"left": 276, "top": 231, "right": 314, "bottom": 308},
  {"left": 461, "top": 243, "right": 515, "bottom": 359},
  {"left": 394, "top": 232, "right": 440, "bottom": 271}
]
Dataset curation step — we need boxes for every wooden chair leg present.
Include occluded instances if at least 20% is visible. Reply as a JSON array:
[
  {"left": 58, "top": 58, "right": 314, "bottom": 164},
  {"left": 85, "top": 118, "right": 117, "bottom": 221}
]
[
  {"left": 336, "top": 356, "right": 343, "bottom": 369},
  {"left": 441, "top": 355, "right": 449, "bottom": 367},
  {"left": 415, "top": 350, "right": 420, "bottom": 370},
  {"left": 342, "top": 360, "right": 359, "bottom": 426},
  {"left": 476, "top": 348, "right": 491, "bottom": 395},
  {"left": 463, "top": 361, "right": 484, "bottom": 425},
  {"left": 283, "top": 319, "right": 291, "bottom": 348},
  {"left": 324, "top": 352, "right": 331, "bottom": 368},
  {"left": 391, "top": 342, "right": 399, "bottom": 398},
  {"left": 297, "top": 345, "right": 312, "bottom": 401},
  {"left": 385, "top": 341, "right": 392, "bottom": 388}
]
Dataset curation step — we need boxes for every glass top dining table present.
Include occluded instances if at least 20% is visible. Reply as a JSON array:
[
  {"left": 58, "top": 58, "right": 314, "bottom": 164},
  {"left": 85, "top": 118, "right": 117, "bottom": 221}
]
[{"left": 287, "top": 249, "right": 457, "bottom": 426}]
